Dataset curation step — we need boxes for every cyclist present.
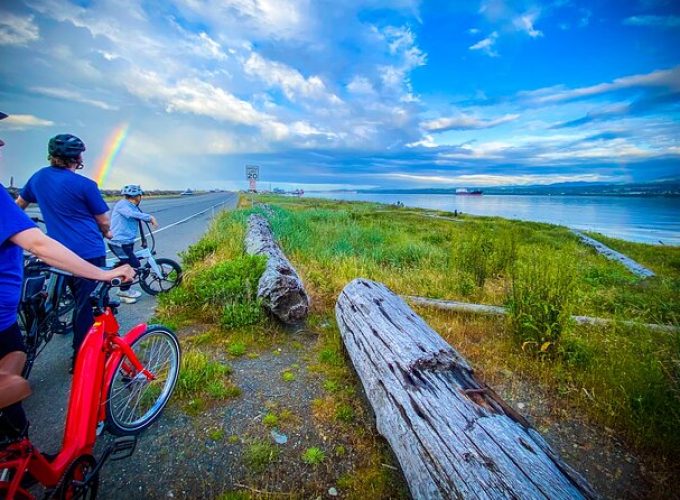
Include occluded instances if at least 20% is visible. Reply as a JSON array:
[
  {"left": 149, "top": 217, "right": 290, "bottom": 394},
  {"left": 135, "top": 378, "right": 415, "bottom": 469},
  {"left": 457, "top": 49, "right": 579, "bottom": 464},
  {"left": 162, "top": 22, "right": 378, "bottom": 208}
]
[
  {"left": 16, "top": 134, "right": 113, "bottom": 371},
  {"left": 110, "top": 184, "right": 158, "bottom": 303},
  {"left": 1, "top": 116, "right": 134, "bottom": 440}
]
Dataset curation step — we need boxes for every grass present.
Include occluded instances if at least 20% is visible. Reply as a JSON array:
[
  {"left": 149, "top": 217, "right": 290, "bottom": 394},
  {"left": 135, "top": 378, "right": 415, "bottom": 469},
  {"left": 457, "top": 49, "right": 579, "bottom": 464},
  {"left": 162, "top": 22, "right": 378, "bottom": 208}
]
[
  {"left": 157, "top": 193, "right": 678, "bottom": 496},
  {"left": 175, "top": 349, "right": 240, "bottom": 409},
  {"left": 249, "top": 195, "right": 679, "bottom": 462},
  {"left": 245, "top": 440, "right": 280, "bottom": 473},
  {"left": 301, "top": 447, "right": 326, "bottom": 465}
]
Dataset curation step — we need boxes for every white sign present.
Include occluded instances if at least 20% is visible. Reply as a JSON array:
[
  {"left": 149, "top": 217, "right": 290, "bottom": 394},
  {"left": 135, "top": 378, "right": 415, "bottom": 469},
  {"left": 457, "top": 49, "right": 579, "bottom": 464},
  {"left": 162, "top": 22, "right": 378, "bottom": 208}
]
[{"left": 246, "top": 165, "right": 259, "bottom": 180}]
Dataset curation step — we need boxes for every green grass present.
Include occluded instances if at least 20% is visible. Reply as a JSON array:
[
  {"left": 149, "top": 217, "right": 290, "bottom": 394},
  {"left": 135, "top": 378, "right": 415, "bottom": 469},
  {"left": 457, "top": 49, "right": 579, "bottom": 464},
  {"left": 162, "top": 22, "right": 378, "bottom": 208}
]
[
  {"left": 262, "top": 413, "right": 279, "bottom": 427},
  {"left": 301, "top": 447, "right": 326, "bottom": 465},
  {"left": 159, "top": 193, "right": 679, "bottom": 493},
  {"left": 176, "top": 350, "right": 239, "bottom": 405},
  {"left": 245, "top": 440, "right": 279, "bottom": 472}
]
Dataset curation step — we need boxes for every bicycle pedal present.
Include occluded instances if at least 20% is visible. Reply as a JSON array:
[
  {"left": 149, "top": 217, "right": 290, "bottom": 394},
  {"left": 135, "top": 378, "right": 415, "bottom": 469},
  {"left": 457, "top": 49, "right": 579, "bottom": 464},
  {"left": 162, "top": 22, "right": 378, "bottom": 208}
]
[{"left": 110, "top": 436, "right": 137, "bottom": 461}]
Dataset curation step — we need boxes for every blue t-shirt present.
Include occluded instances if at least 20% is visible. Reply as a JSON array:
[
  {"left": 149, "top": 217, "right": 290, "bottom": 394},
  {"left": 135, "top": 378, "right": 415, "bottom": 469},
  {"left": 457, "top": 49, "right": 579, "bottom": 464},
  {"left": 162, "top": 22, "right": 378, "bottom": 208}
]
[
  {"left": 0, "top": 184, "right": 36, "bottom": 330},
  {"left": 21, "top": 167, "right": 109, "bottom": 260}
]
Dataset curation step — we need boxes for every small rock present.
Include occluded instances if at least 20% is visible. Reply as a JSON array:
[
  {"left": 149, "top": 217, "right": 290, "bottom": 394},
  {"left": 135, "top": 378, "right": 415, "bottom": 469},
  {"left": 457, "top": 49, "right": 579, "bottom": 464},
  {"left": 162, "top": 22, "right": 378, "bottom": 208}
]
[
  {"left": 167, "top": 492, "right": 174, "bottom": 498},
  {"left": 328, "top": 487, "right": 338, "bottom": 496},
  {"left": 271, "top": 430, "right": 288, "bottom": 444},
  {"left": 517, "top": 402, "right": 526, "bottom": 410}
]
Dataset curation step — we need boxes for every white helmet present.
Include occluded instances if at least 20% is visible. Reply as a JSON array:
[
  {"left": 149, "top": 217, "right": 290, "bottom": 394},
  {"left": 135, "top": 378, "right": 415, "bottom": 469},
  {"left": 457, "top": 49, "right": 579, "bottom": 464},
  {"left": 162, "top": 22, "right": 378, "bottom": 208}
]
[{"left": 121, "top": 184, "right": 144, "bottom": 196}]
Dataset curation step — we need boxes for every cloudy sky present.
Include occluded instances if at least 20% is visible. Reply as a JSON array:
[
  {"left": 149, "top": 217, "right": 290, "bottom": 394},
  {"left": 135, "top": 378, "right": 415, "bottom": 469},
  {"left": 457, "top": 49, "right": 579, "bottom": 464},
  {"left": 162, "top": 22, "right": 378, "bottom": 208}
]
[{"left": 0, "top": 0, "right": 679, "bottom": 191}]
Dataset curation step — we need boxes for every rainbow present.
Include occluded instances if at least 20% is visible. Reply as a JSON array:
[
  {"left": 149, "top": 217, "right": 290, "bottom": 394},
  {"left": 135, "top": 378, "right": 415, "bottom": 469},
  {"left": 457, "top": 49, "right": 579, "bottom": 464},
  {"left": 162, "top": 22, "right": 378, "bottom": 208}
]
[{"left": 94, "top": 122, "right": 129, "bottom": 187}]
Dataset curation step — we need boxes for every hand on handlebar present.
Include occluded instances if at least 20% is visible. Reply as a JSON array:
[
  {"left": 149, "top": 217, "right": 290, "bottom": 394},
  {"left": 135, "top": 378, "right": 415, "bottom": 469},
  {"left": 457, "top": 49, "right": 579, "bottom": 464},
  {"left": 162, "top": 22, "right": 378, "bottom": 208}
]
[
  {"left": 150, "top": 216, "right": 159, "bottom": 228},
  {"left": 103, "top": 264, "right": 135, "bottom": 284}
]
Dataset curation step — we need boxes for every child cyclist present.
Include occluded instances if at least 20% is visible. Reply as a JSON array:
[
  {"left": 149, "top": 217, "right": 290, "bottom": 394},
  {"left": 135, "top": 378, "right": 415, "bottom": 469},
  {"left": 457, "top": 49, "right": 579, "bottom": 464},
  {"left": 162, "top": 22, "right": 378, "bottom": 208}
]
[{"left": 109, "top": 185, "right": 158, "bottom": 303}]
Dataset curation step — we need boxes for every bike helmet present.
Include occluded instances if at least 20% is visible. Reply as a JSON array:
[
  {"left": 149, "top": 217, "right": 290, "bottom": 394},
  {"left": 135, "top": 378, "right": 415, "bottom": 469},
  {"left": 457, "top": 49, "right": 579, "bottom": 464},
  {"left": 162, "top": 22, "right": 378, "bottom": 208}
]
[
  {"left": 121, "top": 184, "right": 144, "bottom": 196},
  {"left": 48, "top": 134, "right": 86, "bottom": 159}
]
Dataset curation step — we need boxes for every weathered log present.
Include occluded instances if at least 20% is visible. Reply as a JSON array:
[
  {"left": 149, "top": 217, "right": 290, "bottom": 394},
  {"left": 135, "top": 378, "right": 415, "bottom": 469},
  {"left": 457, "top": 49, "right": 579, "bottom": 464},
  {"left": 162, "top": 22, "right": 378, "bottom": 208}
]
[
  {"left": 336, "top": 279, "right": 596, "bottom": 499},
  {"left": 245, "top": 214, "right": 309, "bottom": 324},
  {"left": 571, "top": 229, "right": 654, "bottom": 278},
  {"left": 405, "top": 295, "right": 678, "bottom": 334}
]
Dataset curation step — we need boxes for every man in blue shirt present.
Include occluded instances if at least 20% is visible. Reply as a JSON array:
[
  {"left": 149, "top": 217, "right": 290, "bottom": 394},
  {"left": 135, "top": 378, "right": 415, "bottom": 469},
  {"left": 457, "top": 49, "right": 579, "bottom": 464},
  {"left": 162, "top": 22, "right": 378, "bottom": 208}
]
[
  {"left": 1, "top": 113, "right": 134, "bottom": 439},
  {"left": 16, "top": 134, "right": 113, "bottom": 370}
]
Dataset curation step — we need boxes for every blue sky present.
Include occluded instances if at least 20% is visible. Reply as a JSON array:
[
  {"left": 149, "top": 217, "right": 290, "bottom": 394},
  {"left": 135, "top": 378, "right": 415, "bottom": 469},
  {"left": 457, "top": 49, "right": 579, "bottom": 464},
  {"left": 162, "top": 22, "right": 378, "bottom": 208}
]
[{"left": 0, "top": 0, "right": 678, "bottom": 190}]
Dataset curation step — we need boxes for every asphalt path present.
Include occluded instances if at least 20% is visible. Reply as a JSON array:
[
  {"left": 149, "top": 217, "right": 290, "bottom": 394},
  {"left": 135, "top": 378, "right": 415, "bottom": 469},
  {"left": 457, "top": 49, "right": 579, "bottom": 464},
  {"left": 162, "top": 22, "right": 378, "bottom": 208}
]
[{"left": 21, "top": 192, "right": 237, "bottom": 489}]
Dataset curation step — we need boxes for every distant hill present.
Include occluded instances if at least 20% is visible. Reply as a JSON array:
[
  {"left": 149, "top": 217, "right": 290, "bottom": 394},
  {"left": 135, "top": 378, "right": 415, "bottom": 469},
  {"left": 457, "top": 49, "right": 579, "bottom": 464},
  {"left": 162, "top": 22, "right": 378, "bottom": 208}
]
[{"left": 346, "top": 178, "right": 680, "bottom": 197}]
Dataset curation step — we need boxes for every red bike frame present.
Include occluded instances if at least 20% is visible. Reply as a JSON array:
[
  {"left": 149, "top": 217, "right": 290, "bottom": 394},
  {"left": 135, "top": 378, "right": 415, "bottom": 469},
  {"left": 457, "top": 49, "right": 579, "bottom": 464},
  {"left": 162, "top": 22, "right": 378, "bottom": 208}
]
[{"left": 0, "top": 306, "right": 152, "bottom": 499}]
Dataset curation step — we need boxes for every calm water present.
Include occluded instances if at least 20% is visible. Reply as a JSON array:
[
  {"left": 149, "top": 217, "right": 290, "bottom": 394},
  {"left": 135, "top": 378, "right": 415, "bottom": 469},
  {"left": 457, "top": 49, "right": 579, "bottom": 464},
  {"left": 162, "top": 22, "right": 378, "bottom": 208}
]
[{"left": 311, "top": 193, "right": 680, "bottom": 246}]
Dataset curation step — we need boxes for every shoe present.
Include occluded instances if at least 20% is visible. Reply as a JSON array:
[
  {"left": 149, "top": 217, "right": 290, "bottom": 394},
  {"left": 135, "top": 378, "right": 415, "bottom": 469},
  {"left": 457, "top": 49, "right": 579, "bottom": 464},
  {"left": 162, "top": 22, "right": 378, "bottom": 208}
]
[
  {"left": 118, "top": 289, "right": 141, "bottom": 299},
  {"left": 118, "top": 296, "right": 137, "bottom": 304}
]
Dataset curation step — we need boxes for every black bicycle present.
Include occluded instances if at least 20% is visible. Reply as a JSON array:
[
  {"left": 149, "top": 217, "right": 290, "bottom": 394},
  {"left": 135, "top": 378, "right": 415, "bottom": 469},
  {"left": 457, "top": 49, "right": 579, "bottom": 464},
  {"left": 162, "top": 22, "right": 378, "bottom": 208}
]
[{"left": 18, "top": 257, "right": 75, "bottom": 378}]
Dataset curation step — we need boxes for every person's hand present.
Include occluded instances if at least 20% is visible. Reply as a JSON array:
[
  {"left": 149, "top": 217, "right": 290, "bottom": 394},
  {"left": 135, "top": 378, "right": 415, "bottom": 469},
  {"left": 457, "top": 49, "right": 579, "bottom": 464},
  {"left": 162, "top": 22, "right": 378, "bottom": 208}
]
[
  {"left": 150, "top": 216, "right": 159, "bottom": 228},
  {"left": 104, "top": 264, "right": 135, "bottom": 283},
  {"left": 103, "top": 230, "right": 113, "bottom": 239}
]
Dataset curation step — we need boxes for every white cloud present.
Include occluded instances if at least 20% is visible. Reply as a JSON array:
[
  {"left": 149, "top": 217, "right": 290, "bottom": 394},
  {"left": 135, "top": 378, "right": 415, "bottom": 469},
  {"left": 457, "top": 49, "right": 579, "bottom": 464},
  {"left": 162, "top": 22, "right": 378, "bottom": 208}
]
[
  {"left": 423, "top": 113, "right": 520, "bottom": 132},
  {"left": 0, "top": 13, "right": 39, "bottom": 46},
  {"left": 519, "top": 66, "right": 680, "bottom": 104},
  {"left": 30, "top": 86, "right": 118, "bottom": 110},
  {"left": 243, "top": 52, "right": 341, "bottom": 104},
  {"left": 513, "top": 11, "right": 543, "bottom": 38},
  {"left": 623, "top": 15, "right": 680, "bottom": 28},
  {"left": 1, "top": 114, "right": 54, "bottom": 130},
  {"left": 469, "top": 32, "right": 498, "bottom": 57}
]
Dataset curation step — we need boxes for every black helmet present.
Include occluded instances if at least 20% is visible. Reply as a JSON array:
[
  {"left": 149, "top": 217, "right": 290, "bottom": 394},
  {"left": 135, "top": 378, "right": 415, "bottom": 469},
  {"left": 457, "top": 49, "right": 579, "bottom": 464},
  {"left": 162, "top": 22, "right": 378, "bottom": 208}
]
[{"left": 48, "top": 134, "right": 86, "bottom": 159}]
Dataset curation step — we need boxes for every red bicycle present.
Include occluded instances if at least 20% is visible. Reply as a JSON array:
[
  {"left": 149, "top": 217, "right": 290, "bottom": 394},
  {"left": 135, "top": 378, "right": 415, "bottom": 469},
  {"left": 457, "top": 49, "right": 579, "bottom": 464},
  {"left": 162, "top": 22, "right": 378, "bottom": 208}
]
[{"left": 0, "top": 274, "right": 181, "bottom": 499}]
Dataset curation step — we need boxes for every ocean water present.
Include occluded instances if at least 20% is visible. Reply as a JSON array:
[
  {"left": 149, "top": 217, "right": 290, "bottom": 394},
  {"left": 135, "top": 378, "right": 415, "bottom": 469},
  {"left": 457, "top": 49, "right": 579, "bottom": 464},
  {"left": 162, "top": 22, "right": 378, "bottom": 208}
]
[{"left": 310, "top": 192, "right": 680, "bottom": 246}]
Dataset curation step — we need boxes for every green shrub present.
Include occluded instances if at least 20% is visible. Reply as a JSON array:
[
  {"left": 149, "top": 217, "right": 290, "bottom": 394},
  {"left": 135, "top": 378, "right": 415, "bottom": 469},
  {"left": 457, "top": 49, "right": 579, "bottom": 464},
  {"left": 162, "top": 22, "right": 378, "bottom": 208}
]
[
  {"left": 507, "top": 254, "right": 575, "bottom": 353},
  {"left": 452, "top": 224, "right": 516, "bottom": 288},
  {"left": 181, "top": 238, "right": 220, "bottom": 266}
]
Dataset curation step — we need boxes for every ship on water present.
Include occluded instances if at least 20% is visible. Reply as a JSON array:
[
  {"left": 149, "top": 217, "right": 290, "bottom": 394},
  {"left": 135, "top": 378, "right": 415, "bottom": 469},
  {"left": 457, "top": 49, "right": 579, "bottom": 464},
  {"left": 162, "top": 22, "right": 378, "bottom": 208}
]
[{"left": 455, "top": 188, "right": 483, "bottom": 195}]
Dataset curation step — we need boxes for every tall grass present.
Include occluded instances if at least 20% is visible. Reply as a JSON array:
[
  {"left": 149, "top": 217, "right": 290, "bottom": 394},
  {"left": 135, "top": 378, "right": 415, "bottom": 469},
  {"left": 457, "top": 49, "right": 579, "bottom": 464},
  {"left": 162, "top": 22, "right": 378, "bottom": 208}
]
[{"left": 506, "top": 253, "right": 576, "bottom": 353}]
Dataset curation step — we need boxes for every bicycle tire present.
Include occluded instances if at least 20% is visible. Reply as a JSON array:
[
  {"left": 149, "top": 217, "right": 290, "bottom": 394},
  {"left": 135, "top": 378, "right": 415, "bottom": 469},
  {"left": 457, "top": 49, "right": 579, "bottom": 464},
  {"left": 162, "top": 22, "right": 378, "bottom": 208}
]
[
  {"left": 139, "top": 258, "right": 182, "bottom": 295},
  {"left": 105, "top": 325, "right": 180, "bottom": 436}
]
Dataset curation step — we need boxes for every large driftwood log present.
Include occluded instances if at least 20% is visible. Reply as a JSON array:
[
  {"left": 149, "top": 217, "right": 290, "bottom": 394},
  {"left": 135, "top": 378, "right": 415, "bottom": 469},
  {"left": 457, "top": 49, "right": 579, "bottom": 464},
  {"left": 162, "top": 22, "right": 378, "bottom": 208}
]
[
  {"left": 571, "top": 229, "right": 654, "bottom": 278},
  {"left": 336, "top": 279, "right": 596, "bottom": 499},
  {"left": 245, "top": 214, "right": 309, "bottom": 324}
]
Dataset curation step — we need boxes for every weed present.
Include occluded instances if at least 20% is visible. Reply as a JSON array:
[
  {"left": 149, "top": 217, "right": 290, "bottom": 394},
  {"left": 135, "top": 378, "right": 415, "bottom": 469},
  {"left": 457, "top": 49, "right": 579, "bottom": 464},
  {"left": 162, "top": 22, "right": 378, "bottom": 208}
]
[
  {"left": 282, "top": 371, "right": 296, "bottom": 382},
  {"left": 301, "top": 447, "right": 325, "bottom": 465},
  {"left": 245, "top": 440, "right": 279, "bottom": 472},
  {"left": 262, "top": 413, "right": 279, "bottom": 427},
  {"left": 227, "top": 341, "right": 247, "bottom": 357},
  {"left": 334, "top": 445, "right": 346, "bottom": 456},
  {"left": 208, "top": 428, "right": 225, "bottom": 441},
  {"left": 228, "top": 435, "right": 240, "bottom": 444},
  {"left": 177, "top": 350, "right": 234, "bottom": 402},
  {"left": 507, "top": 253, "right": 576, "bottom": 353},
  {"left": 335, "top": 403, "right": 355, "bottom": 422}
]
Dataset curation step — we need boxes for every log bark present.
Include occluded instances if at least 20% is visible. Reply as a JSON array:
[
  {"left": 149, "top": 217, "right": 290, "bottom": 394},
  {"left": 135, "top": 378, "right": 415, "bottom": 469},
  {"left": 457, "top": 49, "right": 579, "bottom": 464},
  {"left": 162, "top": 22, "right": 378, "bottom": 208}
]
[
  {"left": 245, "top": 214, "right": 309, "bottom": 324},
  {"left": 336, "top": 279, "right": 596, "bottom": 500}
]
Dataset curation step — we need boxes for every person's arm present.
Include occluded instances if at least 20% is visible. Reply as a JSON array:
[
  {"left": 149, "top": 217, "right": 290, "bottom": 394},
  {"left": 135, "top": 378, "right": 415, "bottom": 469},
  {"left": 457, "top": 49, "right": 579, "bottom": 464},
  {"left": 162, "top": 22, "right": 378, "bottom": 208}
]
[
  {"left": 15, "top": 195, "right": 30, "bottom": 210},
  {"left": 10, "top": 228, "right": 135, "bottom": 282},
  {"left": 95, "top": 212, "right": 113, "bottom": 240},
  {"left": 118, "top": 202, "right": 154, "bottom": 223}
]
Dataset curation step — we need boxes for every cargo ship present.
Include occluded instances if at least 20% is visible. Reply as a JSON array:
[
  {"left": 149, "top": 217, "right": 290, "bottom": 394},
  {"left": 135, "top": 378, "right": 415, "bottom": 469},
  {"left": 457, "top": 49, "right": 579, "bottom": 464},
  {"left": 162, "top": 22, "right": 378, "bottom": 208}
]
[{"left": 455, "top": 188, "right": 483, "bottom": 195}]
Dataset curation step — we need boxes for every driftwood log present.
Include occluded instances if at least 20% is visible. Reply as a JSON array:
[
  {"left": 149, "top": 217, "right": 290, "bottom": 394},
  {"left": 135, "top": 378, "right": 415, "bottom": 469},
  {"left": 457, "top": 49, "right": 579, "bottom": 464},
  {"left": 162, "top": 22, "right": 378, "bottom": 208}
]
[
  {"left": 336, "top": 279, "right": 596, "bottom": 499},
  {"left": 405, "top": 296, "right": 678, "bottom": 334},
  {"left": 571, "top": 229, "right": 654, "bottom": 278},
  {"left": 245, "top": 214, "right": 309, "bottom": 324}
]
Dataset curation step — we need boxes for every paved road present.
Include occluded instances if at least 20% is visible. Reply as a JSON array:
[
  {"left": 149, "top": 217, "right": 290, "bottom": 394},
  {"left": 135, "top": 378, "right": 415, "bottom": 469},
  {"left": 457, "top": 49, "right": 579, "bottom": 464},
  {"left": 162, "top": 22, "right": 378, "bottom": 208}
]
[{"left": 22, "top": 192, "right": 237, "bottom": 485}]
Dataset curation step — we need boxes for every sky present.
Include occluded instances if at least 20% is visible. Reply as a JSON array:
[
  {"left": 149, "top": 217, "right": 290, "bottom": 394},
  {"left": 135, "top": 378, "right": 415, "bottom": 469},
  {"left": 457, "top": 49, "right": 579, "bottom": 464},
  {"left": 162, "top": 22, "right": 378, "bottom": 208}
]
[{"left": 0, "top": 0, "right": 679, "bottom": 191}]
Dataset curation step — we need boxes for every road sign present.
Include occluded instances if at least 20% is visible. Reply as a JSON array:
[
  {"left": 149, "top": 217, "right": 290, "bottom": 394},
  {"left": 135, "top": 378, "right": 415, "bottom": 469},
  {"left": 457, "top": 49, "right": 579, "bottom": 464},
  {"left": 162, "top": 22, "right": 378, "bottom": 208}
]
[{"left": 246, "top": 165, "right": 259, "bottom": 192}]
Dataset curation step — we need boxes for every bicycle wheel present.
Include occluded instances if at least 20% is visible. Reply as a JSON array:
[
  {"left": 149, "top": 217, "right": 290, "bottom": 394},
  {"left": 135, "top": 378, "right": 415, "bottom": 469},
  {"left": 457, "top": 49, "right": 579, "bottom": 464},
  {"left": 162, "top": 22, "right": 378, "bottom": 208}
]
[
  {"left": 105, "top": 325, "right": 180, "bottom": 436},
  {"left": 139, "top": 258, "right": 182, "bottom": 295}
]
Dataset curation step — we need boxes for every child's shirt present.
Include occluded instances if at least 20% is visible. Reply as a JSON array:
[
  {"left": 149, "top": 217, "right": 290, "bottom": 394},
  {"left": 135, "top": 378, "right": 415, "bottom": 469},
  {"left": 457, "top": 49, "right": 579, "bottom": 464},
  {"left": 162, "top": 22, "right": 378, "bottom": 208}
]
[{"left": 110, "top": 199, "right": 152, "bottom": 246}]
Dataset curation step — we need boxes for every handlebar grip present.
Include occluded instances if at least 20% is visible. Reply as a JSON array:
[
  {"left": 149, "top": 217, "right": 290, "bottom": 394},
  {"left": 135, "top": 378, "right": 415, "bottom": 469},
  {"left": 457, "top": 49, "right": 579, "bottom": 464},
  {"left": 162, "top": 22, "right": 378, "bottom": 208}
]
[{"left": 111, "top": 277, "right": 123, "bottom": 287}]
